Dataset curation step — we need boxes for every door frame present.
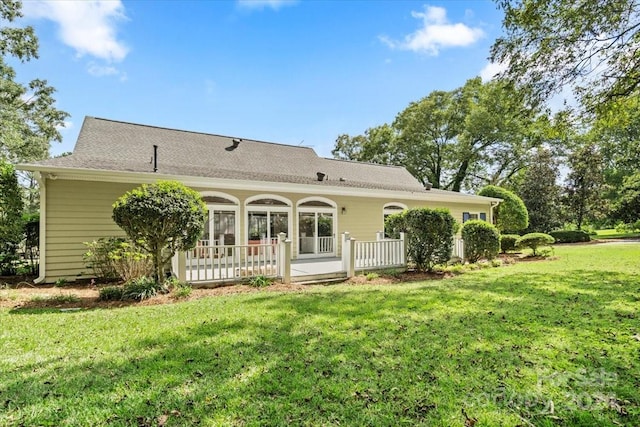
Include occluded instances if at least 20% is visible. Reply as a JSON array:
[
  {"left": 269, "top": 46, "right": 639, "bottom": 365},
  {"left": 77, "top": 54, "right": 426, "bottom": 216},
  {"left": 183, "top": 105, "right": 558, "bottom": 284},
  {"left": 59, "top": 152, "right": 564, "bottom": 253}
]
[{"left": 296, "top": 197, "right": 337, "bottom": 259}]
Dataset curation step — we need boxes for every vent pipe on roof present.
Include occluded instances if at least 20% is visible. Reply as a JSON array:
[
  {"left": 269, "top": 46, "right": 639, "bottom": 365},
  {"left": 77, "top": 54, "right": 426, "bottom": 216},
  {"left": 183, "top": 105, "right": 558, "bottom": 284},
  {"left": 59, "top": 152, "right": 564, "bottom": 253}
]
[
  {"left": 232, "top": 138, "right": 242, "bottom": 147},
  {"left": 317, "top": 172, "right": 326, "bottom": 182},
  {"left": 153, "top": 145, "right": 158, "bottom": 172}
]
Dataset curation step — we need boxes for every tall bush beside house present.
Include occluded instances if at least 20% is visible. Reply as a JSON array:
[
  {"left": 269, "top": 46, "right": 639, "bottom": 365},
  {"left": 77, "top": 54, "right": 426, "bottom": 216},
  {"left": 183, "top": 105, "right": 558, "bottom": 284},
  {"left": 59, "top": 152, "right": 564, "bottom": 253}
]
[
  {"left": 0, "top": 161, "right": 24, "bottom": 275},
  {"left": 387, "top": 208, "right": 458, "bottom": 272},
  {"left": 112, "top": 181, "right": 207, "bottom": 282},
  {"left": 478, "top": 185, "right": 529, "bottom": 233},
  {"left": 461, "top": 220, "right": 500, "bottom": 263}
]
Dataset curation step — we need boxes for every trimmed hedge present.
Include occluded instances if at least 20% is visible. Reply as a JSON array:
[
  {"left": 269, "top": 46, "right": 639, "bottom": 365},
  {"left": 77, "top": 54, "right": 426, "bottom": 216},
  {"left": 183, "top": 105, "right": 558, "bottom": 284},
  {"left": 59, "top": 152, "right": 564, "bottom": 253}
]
[
  {"left": 499, "top": 234, "right": 520, "bottom": 253},
  {"left": 549, "top": 230, "right": 591, "bottom": 243},
  {"left": 461, "top": 220, "right": 500, "bottom": 263},
  {"left": 516, "top": 233, "right": 555, "bottom": 256}
]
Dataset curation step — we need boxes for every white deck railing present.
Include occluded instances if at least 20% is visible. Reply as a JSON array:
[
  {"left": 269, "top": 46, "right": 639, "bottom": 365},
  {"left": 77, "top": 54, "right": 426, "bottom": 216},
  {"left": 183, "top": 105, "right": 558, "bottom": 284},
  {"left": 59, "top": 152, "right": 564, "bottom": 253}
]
[
  {"left": 318, "top": 236, "right": 334, "bottom": 253},
  {"left": 354, "top": 233, "right": 406, "bottom": 270},
  {"left": 185, "top": 242, "right": 279, "bottom": 282}
]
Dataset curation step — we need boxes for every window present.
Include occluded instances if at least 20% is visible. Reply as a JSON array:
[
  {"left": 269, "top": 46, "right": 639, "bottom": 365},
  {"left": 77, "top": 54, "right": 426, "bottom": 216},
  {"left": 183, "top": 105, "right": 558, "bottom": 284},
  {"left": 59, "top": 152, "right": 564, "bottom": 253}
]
[
  {"left": 462, "top": 212, "right": 487, "bottom": 222},
  {"left": 383, "top": 203, "right": 408, "bottom": 237},
  {"left": 245, "top": 195, "right": 292, "bottom": 244}
]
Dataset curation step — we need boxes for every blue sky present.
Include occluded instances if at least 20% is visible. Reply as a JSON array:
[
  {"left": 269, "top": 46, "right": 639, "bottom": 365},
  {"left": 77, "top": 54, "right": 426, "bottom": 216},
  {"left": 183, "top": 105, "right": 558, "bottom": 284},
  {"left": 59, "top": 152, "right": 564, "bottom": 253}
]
[{"left": 15, "top": 0, "right": 506, "bottom": 158}]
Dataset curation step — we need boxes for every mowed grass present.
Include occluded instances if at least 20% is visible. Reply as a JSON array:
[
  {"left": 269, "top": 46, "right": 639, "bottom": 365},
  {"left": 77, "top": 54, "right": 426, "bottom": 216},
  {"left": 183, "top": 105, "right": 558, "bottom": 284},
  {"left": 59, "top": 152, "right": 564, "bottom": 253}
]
[
  {"left": 596, "top": 228, "right": 640, "bottom": 239},
  {"left": 1, "top": 244, "right": 639, "bottom": 426}
]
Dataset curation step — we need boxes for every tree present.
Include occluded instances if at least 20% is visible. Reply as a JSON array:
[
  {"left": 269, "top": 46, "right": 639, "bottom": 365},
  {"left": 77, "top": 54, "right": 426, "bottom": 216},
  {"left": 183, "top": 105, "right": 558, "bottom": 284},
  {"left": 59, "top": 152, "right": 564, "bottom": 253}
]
[
  {"left": 515, "top": 148, "right": 562, "bottom": 233},
  {"left": 613, "top": 172, "right": 640, "bottom": 223},
  {"left": 112, "top": 181, "right": 207, "bottom": 282},
  {"left": 0, "top": 160, "right": 24, "bottom": 275},
  {"left": 332, "top": 78, "right": 542, "bottom": 192},
  {"left": 478, "top": 185, "right": 528, "bottom": 233},
  {"left": 564, "top": 143, "right": 607, "bottom": 229},
  {"left": 491, "top": 0, "right": 640, "bottom": 111},
  {"left": 1, "top": 0, "right": 68, "bottom": 163}
]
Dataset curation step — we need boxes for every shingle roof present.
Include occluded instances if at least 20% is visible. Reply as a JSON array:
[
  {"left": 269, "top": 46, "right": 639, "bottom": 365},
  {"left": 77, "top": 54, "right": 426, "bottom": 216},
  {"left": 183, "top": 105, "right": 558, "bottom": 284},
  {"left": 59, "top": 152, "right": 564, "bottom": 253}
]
[{"left": 28, "top": 117, "right": 428, "bottom": 192}]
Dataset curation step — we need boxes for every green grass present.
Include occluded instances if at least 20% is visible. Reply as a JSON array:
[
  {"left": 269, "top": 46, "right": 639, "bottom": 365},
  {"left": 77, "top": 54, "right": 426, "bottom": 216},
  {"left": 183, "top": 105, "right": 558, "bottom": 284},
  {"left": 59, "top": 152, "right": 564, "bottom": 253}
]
[
  {"left": 1, "top": 244, "right": 639, "bottom": 426},
  {"left": 596, "top": 228, "right": 640, "bottom": 239}
]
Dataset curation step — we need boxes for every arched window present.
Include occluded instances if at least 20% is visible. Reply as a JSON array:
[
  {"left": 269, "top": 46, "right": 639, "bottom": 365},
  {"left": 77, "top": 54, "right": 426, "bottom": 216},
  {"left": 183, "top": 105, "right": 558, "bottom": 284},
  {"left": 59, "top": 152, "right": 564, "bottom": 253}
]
[
  {"left": 199, "top": 192, "right": 240, "bottom": 249},
  {"left": 296, "top": 197, "right": 337, "bottom": 257},
  {"left": 245, "top": 195, "right": 292, "bottom": 245},
  {"left": 383, "top": 202, "right": 408, "bottom": 237}
]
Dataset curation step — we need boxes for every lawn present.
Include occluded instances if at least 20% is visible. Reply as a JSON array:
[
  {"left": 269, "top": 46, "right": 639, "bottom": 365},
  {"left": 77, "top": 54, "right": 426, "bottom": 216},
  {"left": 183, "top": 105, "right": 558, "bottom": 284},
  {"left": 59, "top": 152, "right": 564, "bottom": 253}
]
[
  {"left": 1, "top": 244, "right": 639, "bottom": 426},
  {"left": 595, "top": 228, "right": 640, "bottom": 240}
]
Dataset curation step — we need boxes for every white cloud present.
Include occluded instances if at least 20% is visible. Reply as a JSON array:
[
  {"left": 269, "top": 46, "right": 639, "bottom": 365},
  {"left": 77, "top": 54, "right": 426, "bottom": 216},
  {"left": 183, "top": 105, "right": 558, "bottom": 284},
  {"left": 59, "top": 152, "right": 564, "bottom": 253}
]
[
  {"left": 380, "top": 5, "right": 484, "bottom": 55},
  {"left": 480, "top": 62, "right": 508, "bottom": 82},
  {"left": 237, "top": 0, "right": 297, "bottom": 10},
  {"left": 56, "top": 121, "right": 73, "bottom": 131},
  {"left": 23, "top": 0, "right": 129, "bottom": 62}
]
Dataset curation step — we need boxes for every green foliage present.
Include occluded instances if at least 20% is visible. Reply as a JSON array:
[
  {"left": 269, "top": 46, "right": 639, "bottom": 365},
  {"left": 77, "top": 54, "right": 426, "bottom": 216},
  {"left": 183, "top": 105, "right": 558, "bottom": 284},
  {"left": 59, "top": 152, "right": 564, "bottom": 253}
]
[
  {"left": 0, "top": 1, "right": 68, "bottom": 164},
  {"left": 516, "top": 233, "right": 555, "bottom": 256},
  {"left": 21, "top": 211, "right": 38, "bottom": 275},
  {"left": 499, "top": 234, "right": 520, "bottom": 253},
  {"left": 515, "top": 148, "right": 562, "bottom": 233},
  {"left": 365, "top": 272, "right": 380, "bottom": 281},
  {"left": 491, "top": 0, "right": 640, "bottom": 112},
  {"left": 112, "top": 181, "right": 207, "bottom": 282},
  {"left": 109, "top": 240, "right": 153, "bottom": 283},
  {"left": 98, "top": 286, "right": 124, "bottom": 301},
  {"left": 461, "top": 220, "right": 500, "bottom": 263},
  {"left": 564, "top": 143, "right": 607, "bottom": 229},
  {"left": 333, "top": 78, "right": 542, "bottom": 192},
  {"left": 549, "top": 230, "right": 591, "bottom": 244},
  {"left": 478, "top": 185, "right": 528, "bottom": 233},
  {"left": 388, "top": 208, "right": 458, "bottom": 272},
  {"left": 121, "top": 277, "right": 168, "bottom": 301},
  {"left": 248, "top": 275, "right": 272, "bottom": 288},
  {"left": 171, "top": 283, "right": 192, "bottom": 299},
  {"left": 54, "top": 278, "right": 68, "bottom": 287},
  {"left": 613, "top": 172, "right": 640, "bottom": 223},
  {"left": 0, "top": 160, "right": 24, "bottom": 275}
]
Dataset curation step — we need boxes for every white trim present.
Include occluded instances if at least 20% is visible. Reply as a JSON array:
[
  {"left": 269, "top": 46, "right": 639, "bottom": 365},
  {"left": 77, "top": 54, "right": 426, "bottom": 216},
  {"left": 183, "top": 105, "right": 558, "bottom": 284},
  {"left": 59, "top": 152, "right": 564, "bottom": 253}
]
[
  {"left": 200, "top": 190, "right": 240, "bottom": 205},
  {"left": 245, "top": 194, "right": 292, "bottom": 206},
  {"left": 34, "top": 172, "right": 46, "bottom": 284},
  {"left": 16, "top": 165, "right": 501, "bottom": 205},
  {"left": 297, "top": 196, "right": 337, "bottom": 208}
]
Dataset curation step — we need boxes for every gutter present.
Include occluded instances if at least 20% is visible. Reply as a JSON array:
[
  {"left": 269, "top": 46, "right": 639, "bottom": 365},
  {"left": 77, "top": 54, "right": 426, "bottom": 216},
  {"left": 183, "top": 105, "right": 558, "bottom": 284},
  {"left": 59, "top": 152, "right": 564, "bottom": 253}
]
[
  {"left": 490, "top": 200, "right": 501, "bottom": 225},
  {"left": 34, "top": 172, "right": 46, "bottom": 284}
]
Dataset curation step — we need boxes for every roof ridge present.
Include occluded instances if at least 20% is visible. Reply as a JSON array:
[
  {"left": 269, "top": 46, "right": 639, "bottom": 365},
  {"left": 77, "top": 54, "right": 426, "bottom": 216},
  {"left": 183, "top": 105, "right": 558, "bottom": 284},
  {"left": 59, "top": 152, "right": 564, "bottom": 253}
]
[
  {"left": 86, "top": 116, "right": 317, "bottom": 153},
  {"left": 321, "top": 156, "right": 406, "bottom": 169}
]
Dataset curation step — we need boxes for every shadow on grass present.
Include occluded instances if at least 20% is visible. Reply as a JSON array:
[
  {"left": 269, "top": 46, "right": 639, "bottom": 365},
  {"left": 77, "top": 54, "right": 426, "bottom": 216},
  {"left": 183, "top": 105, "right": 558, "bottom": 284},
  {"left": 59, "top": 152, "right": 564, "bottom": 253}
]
[{"left": 1, "top": 269, "right": 638, "bottom": 426}]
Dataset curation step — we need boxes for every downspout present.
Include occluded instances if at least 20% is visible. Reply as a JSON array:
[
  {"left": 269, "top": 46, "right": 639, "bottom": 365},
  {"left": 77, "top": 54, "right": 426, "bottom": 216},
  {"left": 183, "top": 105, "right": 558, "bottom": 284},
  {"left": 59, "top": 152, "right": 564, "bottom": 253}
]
[
  {"left": 490, "top": 200, "right": 501, "bottom": 225},
  {"left": 34, "top": 172, "right": 47, "bottom": 284}
]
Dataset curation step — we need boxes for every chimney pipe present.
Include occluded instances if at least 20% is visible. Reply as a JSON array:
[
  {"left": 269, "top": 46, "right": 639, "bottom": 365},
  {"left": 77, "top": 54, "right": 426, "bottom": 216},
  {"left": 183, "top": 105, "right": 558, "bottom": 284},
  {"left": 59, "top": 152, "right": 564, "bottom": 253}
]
[{"left": 153, "top": 145, "right": 158, "bottom": 172}]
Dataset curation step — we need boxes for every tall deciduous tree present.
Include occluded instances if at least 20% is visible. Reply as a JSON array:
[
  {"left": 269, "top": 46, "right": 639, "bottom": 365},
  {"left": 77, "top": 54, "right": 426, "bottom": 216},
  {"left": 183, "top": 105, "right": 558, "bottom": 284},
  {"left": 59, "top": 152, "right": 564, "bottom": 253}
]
[
  {"left": 332, "top": 78, "right": 542, "bottom": 192},
  {"left": 0, "top": 160, "right": 24, "bottom": 275},
  {"left": 613, "top": 173, "right": 640, "bottom": 223},
  {"left": 491, "top": 0, "right": 640, "bottom": 111},
  {"left": 515, "top": 148, "right": 562, "bottom": 233},
  {"left": 564, "top": 143, "right": 607, "bottom": 229},
  {"left": 1, "top": 0, "right": 68, "bottom": 163}
]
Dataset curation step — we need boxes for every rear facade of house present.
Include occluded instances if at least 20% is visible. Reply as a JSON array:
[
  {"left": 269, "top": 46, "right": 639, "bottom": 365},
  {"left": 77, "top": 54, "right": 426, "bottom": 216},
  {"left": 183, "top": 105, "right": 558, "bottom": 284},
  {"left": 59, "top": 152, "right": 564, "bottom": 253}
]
[{"left": 21, "top": 117, "right": 499, "bottom": 283}]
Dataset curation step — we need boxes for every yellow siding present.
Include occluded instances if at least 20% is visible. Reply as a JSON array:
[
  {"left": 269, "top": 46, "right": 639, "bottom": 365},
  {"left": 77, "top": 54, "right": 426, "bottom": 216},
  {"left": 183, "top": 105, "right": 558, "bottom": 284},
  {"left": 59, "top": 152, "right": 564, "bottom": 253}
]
[
  {"left": 44, "top": 179, "right": 136, "bottom": 282},
  {"left": 43, "top": 179, "right": 493, "bottom": 282}
]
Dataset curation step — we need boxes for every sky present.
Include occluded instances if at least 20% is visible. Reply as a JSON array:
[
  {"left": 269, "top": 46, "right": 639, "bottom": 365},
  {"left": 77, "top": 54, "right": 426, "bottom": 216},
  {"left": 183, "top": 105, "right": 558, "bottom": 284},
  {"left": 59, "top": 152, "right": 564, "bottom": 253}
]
[{"left": 13, "top": 0, "right": 507, "bottom": 158}]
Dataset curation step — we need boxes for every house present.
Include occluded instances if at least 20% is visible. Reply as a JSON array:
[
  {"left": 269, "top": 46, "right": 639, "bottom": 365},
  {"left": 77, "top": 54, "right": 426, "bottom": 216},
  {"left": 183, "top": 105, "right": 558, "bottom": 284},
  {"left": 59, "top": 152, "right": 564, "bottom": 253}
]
[{"left": 19, "top": 117, "right": 500, "bottom": 283}]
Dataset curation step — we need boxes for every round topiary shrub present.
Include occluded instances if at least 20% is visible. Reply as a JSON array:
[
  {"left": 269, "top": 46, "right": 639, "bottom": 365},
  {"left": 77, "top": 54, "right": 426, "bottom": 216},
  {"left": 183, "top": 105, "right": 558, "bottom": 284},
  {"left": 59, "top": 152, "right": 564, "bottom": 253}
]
[
  {"left": 461, "top": 220, "right": 500, "bottom": 263},
  {"left": 516, "top": 233, "right": 555, "bottom": 256},
  {"left": 478, "top": 185, "right": 529, "bottom": 234},
  {"left": 549, "top": 230, "right": 590, "bottom": 243},
  {"left": 499, "top": 234, "right": 520, "bottom": 253}
]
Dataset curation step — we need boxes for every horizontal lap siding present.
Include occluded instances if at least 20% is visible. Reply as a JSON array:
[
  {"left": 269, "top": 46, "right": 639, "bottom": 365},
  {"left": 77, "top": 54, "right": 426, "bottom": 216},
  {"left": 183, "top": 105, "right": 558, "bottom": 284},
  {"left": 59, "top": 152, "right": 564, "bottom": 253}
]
[{"left": 45, "top": 179, "right": 136, "bottom": 282}]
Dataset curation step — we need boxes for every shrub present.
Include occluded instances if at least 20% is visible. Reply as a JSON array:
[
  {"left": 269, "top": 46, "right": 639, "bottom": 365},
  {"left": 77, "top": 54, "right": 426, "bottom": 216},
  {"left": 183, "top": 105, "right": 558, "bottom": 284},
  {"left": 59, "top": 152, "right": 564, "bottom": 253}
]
[
  {"left": 112, "top": 181, "right": 207, "bottom": 282},
  {"left": 0, "top": 161, "right": 24, "bottom": 276},
  {"left": 461, "top": 220, "right": 500, "bottom": 263},
  {"left": 248, "top": 275, "right": 272, "bottom": 288},
  {"left": 84, "top": 238, "right": 153, "bottom": 282},
  {"left": 387, "top": 208, "right": 458, "bottom": 272},
  {"left": 478, "top": 185, "right": 529, "bottom": 233},
  {"left": 516, "top": 233, "right": 555, "bottom": 256},
  {"left": 365, "top": 272, "right": 380, "bottom": 281},
  {"left": 499, "top": 234, "right": 520, "bottom": 253},
  {"left": 172, "top": 283, "right": 193, "bottom": 299},
  {"left": 549, "top": 230, "right": 590, "bottom": 243},
  {"left": 99, "top": 286, "right": 124, "bottom": 301},
  {"left": 122, "top": 276, "right": 168, "bottom": 301},
  {"left": 83, "top": 237, "right": 125, "bottom": 280}
]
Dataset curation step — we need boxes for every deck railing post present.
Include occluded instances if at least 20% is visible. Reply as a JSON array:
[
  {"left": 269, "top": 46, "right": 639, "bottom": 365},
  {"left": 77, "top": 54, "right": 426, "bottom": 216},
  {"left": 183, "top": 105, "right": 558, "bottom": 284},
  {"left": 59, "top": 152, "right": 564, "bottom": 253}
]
[
  {"left": 283, "top": 239, "right": 292, "bottom": 284},
  {"left": 277, "top": 232, "right": 286, "bottom": 279},
  {"left": 176, "top": 251, "right": 187, "bottom": 282},
  {"left": 347, "top": 238, "right": 356, "bottom": 278},
  {"left": 400, "top": 232, "right": 407, "bottom": 266},
  {"left": 376, "top": 231, "right": 384, "bottom": 241},
  {"left": 341, "top": 232, "right": 350, "bottom": 272}
]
